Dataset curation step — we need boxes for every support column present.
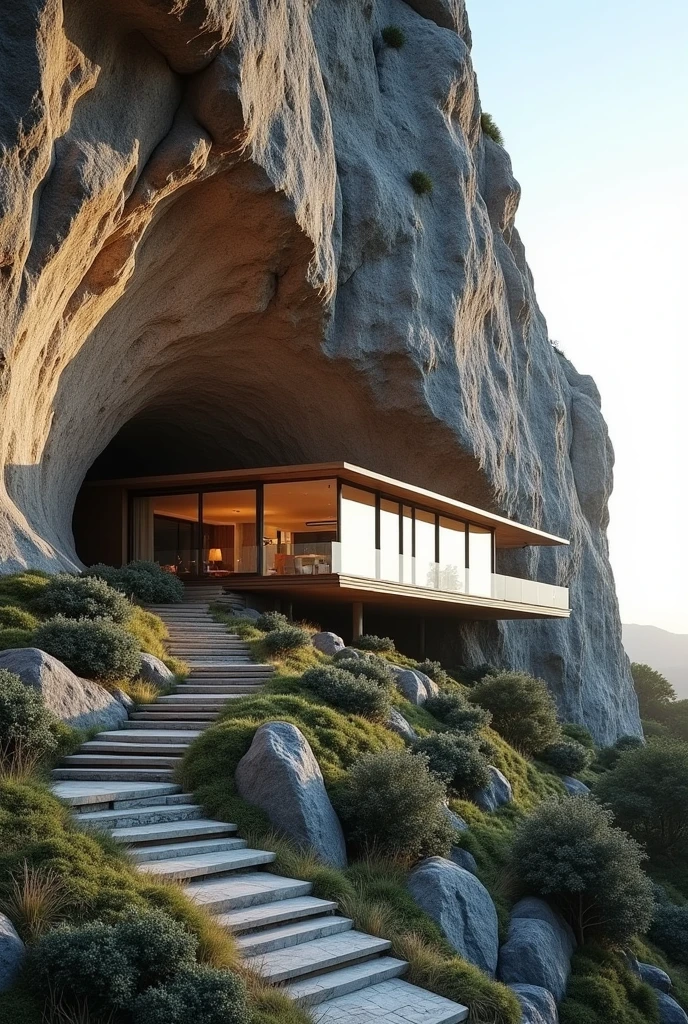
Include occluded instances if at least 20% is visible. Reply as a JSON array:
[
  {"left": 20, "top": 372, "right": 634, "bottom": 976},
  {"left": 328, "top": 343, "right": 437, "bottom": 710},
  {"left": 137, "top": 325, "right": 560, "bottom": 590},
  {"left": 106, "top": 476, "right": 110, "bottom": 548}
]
[
  {"left": 285, "top": 600, "right": 293, "bottom": 621},
  {"left": 418, "top": 617, "right": 426, "bottom": 659},
  {"left": 352, "top": 602, "right": 364, "bottom": 640}
]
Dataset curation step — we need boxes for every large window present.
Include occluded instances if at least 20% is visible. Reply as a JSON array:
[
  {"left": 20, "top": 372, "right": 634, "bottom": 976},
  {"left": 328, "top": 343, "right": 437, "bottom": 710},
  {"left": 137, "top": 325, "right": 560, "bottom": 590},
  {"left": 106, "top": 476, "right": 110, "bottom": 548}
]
[
  {"left": 439, "top": 517, "right": 465, "bottom": 593},
  {"left": 263, "top": 479, "right": 336, "bottom": 576},
  {"left": 132, "top": 493, "right": 200, "bottom": 576},
  {"left": 415, "top": 510, "right": 437, "bottom": 588},
  {"left": 468, "top": 524, "right": 492, "bottom": 596},
  {"left": 379, "top": 499, "right": 401, "bottom": 582},
  {"left": 202, "top": 489, "right": 257, "bottom": 574},
  {"left": 340, "top": 485, "right": 376, "bottom": 577},
  {"left": 401, "top": 506, "right": 414, "bottom": 585}
]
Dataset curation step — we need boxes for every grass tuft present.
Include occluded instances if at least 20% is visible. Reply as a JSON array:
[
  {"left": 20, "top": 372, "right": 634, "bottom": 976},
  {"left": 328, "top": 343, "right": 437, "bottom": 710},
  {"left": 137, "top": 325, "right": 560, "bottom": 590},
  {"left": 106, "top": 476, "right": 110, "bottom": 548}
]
[
  {"left": 382, "top": 24, "right": 406, "bottom": 48},
  {"left": 480, "top": 112, "right": 504, "bottom": 145},
  {"left": 409, "top": 170, "right": 433, "bottom": 195}
]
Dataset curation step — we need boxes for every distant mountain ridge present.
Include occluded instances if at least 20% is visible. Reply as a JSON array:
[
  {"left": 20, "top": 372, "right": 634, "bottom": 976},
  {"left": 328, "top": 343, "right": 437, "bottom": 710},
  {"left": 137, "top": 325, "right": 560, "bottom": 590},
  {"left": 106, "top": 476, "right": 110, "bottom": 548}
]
[{"left": 622, "top": 624, "right": 688, "bottom": 698}]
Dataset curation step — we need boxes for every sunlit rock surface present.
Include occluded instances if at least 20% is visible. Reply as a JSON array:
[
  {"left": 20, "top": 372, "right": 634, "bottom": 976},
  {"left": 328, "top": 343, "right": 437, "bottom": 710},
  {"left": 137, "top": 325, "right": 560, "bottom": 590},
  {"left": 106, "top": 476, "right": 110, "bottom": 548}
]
[{"left": 0, "top": 0, "right": 640, "bottom": 741}]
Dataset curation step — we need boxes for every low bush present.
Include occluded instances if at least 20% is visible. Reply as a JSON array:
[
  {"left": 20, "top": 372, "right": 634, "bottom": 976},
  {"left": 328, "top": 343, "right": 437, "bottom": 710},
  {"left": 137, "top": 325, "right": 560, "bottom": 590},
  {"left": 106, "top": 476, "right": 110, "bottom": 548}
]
[
  {"left": 409, "top": 170, "right": 433, "bottom": 196},
  {"left": 132, "top": 964, "right": 249, "bottom": 1024},
  {"left": 0, "top": 572, "right": 50, "bottom": 607},
  {"left": 34, "top": 616, "right": 141, "bottom": 681},
  {"left": 415, "top": 659, "right": 450, "bottom": 686},
  {"left": 481, "top": 112, "right": 504, "bottom": 145},
  {"left": 334, "top": 656, "right": 394, "bottom": 687},
  {"left": 595, "top": 739, "right": 688, "bottom": 858},
  {"left": 33, "top": 573, "right": 132, "bottom": 624},
  {"left": 412, "top": 733, "right": 490, "bottom": 796},
  {"left": 301, "top": 665, "right": 391, "bottom": 721},
  {"left": 561, "top": 722, "right": 596, "bottom": 750},
  {"left": 540, "top": 739, "right": 593, "bottom": 775},
  {"left": 0, "top": 606, "right": 38, "bottom": 630},
  {"left": 425, "top": 690, "right": 491, "bottom": 734},
  {"left": 559, "top": 944, "right": 659, "bottom": 1024},
  {"left": 456, "top": 663, "right": 498, "bottom": 686},
  {"left": 649, "top": 900, "right": 688, "bottom": 966},
  {"left": 0, "top": 628, "right": 35, "bottom": 651},
  {"left": 262, "top": 625, "right": 311, "bottom": 656},
  {"left": 381, "top": 24, "right": 405, "bottom": 48},
  {"left": 337, "top": 747, "right": 453, "bottom": 858},
  {"left": 85, "top": 561, "right": 184, "bottom": 604},
  {"left": 255, "top": 611, "right": 289, "bottom": 632},
  {"left": 470, "top": 672, "right": 560, "bottom": 755},
  {"left": 596, "top": 733, "right": 644, "bottom": 769},
  {"left": 351, "top": 634, "right": 395, "bottom": 653},
  {"left": 0, "top": 670, "right": 57, "bottom": 765},
  {"left": 511, "top": 797, "right": 654, "bottom": 944}
]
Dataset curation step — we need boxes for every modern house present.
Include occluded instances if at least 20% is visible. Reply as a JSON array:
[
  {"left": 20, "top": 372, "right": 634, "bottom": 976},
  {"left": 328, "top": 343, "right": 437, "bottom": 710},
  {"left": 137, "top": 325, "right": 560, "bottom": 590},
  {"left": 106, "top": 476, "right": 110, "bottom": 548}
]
[{"left": 74, "top": 463, "right": 569, "bottom": 644}]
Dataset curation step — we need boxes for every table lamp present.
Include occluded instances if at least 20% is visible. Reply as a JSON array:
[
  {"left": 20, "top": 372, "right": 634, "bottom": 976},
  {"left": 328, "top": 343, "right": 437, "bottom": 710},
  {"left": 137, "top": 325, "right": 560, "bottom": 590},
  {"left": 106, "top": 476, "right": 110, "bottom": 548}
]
[{"left": 208, "top": 548, "right": 222, "bottom": 567}]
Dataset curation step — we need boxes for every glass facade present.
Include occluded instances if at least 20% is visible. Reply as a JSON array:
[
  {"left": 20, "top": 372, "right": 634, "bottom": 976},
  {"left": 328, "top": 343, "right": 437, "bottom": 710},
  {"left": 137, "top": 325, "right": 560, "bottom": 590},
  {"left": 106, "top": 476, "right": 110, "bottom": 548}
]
[
  {"left": 468, "top": 524, "right": 492, "bottom": 597},
  {"left": 439, "top": 517, "right": 465, "bottom": 593},
  {"left": 379, "top": 499, "right": 401, "bottom": 582},
  {"left": 340, "top": 485, "right": 376, "bottom": 577},
  {"left": 415, "top": 509, "right": 437, "bottom": 589},
  {"left": 202, "top": 489, "right": 257, "bottom": 574},
  {"left": 263, "top": 480, "right": 336, "bottom": 576}
]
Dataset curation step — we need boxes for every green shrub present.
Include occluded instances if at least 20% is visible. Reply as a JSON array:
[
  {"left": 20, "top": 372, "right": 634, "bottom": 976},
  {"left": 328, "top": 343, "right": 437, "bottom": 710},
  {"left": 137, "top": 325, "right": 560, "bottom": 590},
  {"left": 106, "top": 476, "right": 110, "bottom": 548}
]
[
  {"left": 351, "top": 634, "right": 395, "bottom": 653},
  {"left": 0, "top": 607, "right": 38, "bottom": 630},
  {"left": 595, "top": 739, "right": 688, "bottom": 858},
  {"left": 631, "top": 663, "right": 676, "bottom": 720},
  {"left": 642, "top": 719, "right": 671, "bottom": 740},
  {"left": 0, "top": 572, "right": 50, "bottom": 607},
  {"left": 381, "top": 24, "right": 405, "bottom": 48},
  {"left": 540, "top": 739, "right": 593, "bottom": 775},
  {"left": 649, "top": 901, "right": 688, "bottom": 966},
  {"left": 596, "top": 734, "right": 644, "bottom": 769},
  {"left": 31, "top": 910, "right": 199, "bottom": 1011},
  {"left": 0, "top": 670, "right": 57, "bottom": 761},
  {"left": 415, "top": 660, "right": 450, "bottom": 686},
  {"left": 132, "top": 964, "right": 249, "bottom": 1024},
  {"left": 33, "top": 573, "right": 132, "bottom": 624},
  {"left": 470, "top": 672, "right": 560, "bottom": 755},
  {"left": 334, "top": 656, "right": 394, "bottom": 687},
  {"left": 85, "top": 561, "right": 184, "bottom": 604},
  {"left": 255, "top": 611, "right": 289, "bottom": 632},
  {"left": 409, "top": 171, "right": 433, "bottom": 196},
  {"left": 457, "top": 663, "right": 498, "bottom": 686},
  {"left": 561, "top": 722, "right": 596, "bottom": 750},
  {"left": 511, "top": 797, "right": 654, "bottom": 944},
  {"left": 301, "top": 665, "right": 391, "bottom": 721},
  {"left": 425, "top": 691, "right": 491, "bottom": 734},
  {"left": 559, "top": 944, "right": 659, "bottom": 1024},
  {"left": 337, "top": 747, "right": 453, "bottom": 858},
  {"left": 262, "top": 625, "right": 311, "bottom": 656},
  {"left": 0, "top": 628, "right": 35, "bottom": 651},
  {"left": 412, "top": 733, "right": 490, "bottom": 796},
  {"left": 481, "top": 112, "right": 504, "bottom": 145},
  {"left": 34, "top": 616, "right": 141, "bottom": 681}
]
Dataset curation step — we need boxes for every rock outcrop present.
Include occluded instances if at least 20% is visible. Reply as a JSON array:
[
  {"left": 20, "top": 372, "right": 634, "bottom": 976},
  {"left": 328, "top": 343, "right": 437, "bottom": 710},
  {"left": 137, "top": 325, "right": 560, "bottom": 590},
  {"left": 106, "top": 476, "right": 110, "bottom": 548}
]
[
  {"left": 235, "top": 721, "right": 347, "bottom": 868},
  {"left": 138, "top": 653, "right": 174, "bottom": 688},
  {"left": 0, "top": 0, "right": 640, "bottom": 742},
  {"left": 0, "top": 914, "right": 25, "bottom": 993},
  {"left": 312, "top": 632, "right": 345, "bottom": 656},
  {"left": 474, "top": 766, "right": 512, "bottom": 812},
  {"left": 0, "top": 648, "right": 127, "bottom": 730},
  {"left": 509, "top": 984, "right": 559, "bottom": 1024},
  {"left": 498, "top": 898, "right": 576, "bottom": 1002},
  {"left": 408, "top": 856, "right": 499, "bottom": 975}
]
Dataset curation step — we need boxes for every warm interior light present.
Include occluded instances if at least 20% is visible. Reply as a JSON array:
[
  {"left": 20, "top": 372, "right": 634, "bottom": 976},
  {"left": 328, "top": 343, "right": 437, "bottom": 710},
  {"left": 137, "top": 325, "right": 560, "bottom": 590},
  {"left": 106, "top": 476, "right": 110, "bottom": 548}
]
[{"left": 208, "top": 548, "right": 222, "bottom": 562}]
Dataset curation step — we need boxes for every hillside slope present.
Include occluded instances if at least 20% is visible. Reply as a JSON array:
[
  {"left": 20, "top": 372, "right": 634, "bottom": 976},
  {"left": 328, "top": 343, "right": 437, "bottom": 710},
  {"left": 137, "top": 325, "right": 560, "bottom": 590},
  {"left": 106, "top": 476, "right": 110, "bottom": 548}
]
[{"left": 623, "top": 624, "right": 688, "bottom": 696}]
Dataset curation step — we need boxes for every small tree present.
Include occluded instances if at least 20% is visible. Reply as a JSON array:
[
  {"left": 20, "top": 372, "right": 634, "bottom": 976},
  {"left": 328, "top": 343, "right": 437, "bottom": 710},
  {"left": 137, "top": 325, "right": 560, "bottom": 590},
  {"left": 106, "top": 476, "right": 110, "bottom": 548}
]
[
  {"left": 540, "top": 739, "right": 593, "bottom": 775},
  {"left": 631, "top": 663, "right": 676, "bottom": 720},
  {"left": 511, "top": 797, "right": 654, "bottom": 945},
  {"left": 649, "top": 900, "right": 688, "bottom": 967},
  {"left": 338, "top": 748, "right": 453, "bottom": 859},
  {"left": 470, "top": 672, "right": 560, "bottom": 755},
  {"left": 425, "top": 691, "right": 491, "bottom": 734},
  {"left": 412, "top": 733, "right": 490, "bottom": 796},
  {"left": 595, "top": 739, "right": 688, "bottom": 858}
]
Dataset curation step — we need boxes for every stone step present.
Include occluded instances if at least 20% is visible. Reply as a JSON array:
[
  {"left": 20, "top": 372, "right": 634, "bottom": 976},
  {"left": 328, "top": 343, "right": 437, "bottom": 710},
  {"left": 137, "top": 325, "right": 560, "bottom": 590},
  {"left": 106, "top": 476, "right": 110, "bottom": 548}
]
[
  {"left": 136, "top": 702, "right": 234, "bottom": 713},
  {"left": 113, "top": 792, "right": 194, "bottom": 809},
  {"left": 129, "top": 836, "right": 247, "bottom": 863},
  {"left": 51, "top": 780, "right": 181, "bottom": 808},
  {"left": 131, "top": 712, "right": 218, "bottom": 722},
  {"left": 137, "top": 847, "right": 275, "bottom": 880},
  {"left": 218, "top": 897, "right": 338, "bottom": 935},
  {"left": 285, "top": 957, "right": 408, "bottom": 1007},
  {"left": 108, "top": 818, "right": 236, "bottom": 844},
  {"left": 77, "top": 803, "right": 204, "bottom": 830},
  {"left": 60, "top": 753, "right": 183, "bottom": 768},
  {"left": 91, "top": 730, "right": 202, "bottom": 745},
  {"left": 186, "top": 872, "right": 312, "bottom": 913},
  {"left": 79, "top": 742, "right": 192, "bottom": 756},
  {"left": 158, "top": 694, "right": 237, "bottom": 703},
  {"left": 52, "top": 767, "right": 175, "bottom": 782},
  {"left": 127, "top": 719, "right": 214, "bottom": 730},
  {"left": 237, "top": 916, "right": 353, "bottom": 956},
  {"left": 244, "top": 930, "right": 392, "bottom": 984},
  {"left": 313, "top": 979, "right": 469, "bottom": 1024},
  {"left": 176, "top": 685, "right": 264, "bottom": 694}
]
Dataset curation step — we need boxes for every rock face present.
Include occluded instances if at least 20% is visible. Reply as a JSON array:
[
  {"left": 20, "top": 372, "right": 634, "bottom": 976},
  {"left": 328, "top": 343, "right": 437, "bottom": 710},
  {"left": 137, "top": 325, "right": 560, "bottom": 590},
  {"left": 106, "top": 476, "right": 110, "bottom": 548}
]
[
  {"left": 0, "top": 914, "right": 25, "bottom": 993},
  {"left": 449, "top": 846, "right": 479, "bottom": 875},
  {"left": 312, "top": 631, "right": 345, "bottom": 656},
  {"left": 235, "top": 721, "right": 347, "bottom": 868},
  {"left": 510, "top": 984, "right": 559, "bottom": 1024},
  {"left": 0, "top": 0, "right": 639, "bottom": 743},
  {"left": 657, "top": 993, "right": 688, "bottom": 1024},
  {"left": 0, "top": 648, "right": 127, "bottom": 730},
  {"left": 139, "top": 653, "right": 174, "bottom": 687},
  {"left": 561, "top": 776, "right": 591, "bottom": 797},
  {"left": 408, "top": 856, "right": 499, "bottom": 975},
  {"left": 387, "top": 707, "right": 419, "bottom": 742},
  {"left": 474, "top": 766, "right": 513, "bottom": 812},
  {"left": 638, "top": 963, "right": 672, "bottom": 994},
  {"left": 498, "top": 898, "right": 575, "bottom": 1002}
]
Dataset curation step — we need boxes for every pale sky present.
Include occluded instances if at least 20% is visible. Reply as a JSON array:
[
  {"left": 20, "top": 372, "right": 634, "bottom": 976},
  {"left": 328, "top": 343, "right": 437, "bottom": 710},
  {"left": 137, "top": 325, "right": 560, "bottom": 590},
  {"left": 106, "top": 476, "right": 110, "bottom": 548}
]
[{"left": 468, "top": 0, "right": 688, "bottom": 634}]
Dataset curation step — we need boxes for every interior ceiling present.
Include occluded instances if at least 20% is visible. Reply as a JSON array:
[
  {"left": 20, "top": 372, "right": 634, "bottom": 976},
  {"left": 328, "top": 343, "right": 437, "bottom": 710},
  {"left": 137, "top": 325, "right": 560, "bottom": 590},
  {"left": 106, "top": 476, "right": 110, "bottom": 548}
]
[{"left": 148, "top": 478, "right": 336, "bottom": 527}]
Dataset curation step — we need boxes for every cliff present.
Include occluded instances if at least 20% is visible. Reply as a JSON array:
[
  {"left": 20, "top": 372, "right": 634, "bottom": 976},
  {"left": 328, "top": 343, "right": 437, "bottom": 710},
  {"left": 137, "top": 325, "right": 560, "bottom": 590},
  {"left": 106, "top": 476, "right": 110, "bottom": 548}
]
[{"left": 0, "top": 0, "right": 640, "bottom": 742}]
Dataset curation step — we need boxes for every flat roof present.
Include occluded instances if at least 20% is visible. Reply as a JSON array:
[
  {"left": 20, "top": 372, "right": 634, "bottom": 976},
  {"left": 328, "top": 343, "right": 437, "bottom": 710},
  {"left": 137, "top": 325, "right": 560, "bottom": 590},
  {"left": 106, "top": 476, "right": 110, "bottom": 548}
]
[{"left": 84, "top": 462, "right": 569, "bottom": 548}]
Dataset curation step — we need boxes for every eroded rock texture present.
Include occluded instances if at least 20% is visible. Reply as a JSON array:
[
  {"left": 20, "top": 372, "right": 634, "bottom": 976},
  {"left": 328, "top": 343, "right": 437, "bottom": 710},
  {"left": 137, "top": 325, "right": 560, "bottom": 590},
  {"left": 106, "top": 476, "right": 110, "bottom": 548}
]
[{"left": 0, "top": 0, "right": 640, "bottom": 741}]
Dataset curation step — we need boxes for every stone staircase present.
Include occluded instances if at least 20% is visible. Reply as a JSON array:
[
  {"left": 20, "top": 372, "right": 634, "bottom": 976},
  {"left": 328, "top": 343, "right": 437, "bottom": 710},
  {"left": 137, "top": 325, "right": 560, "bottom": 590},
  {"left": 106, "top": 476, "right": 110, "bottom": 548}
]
[{"left": 50, "top": 597, "right": 467, "bottom": 1024}]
